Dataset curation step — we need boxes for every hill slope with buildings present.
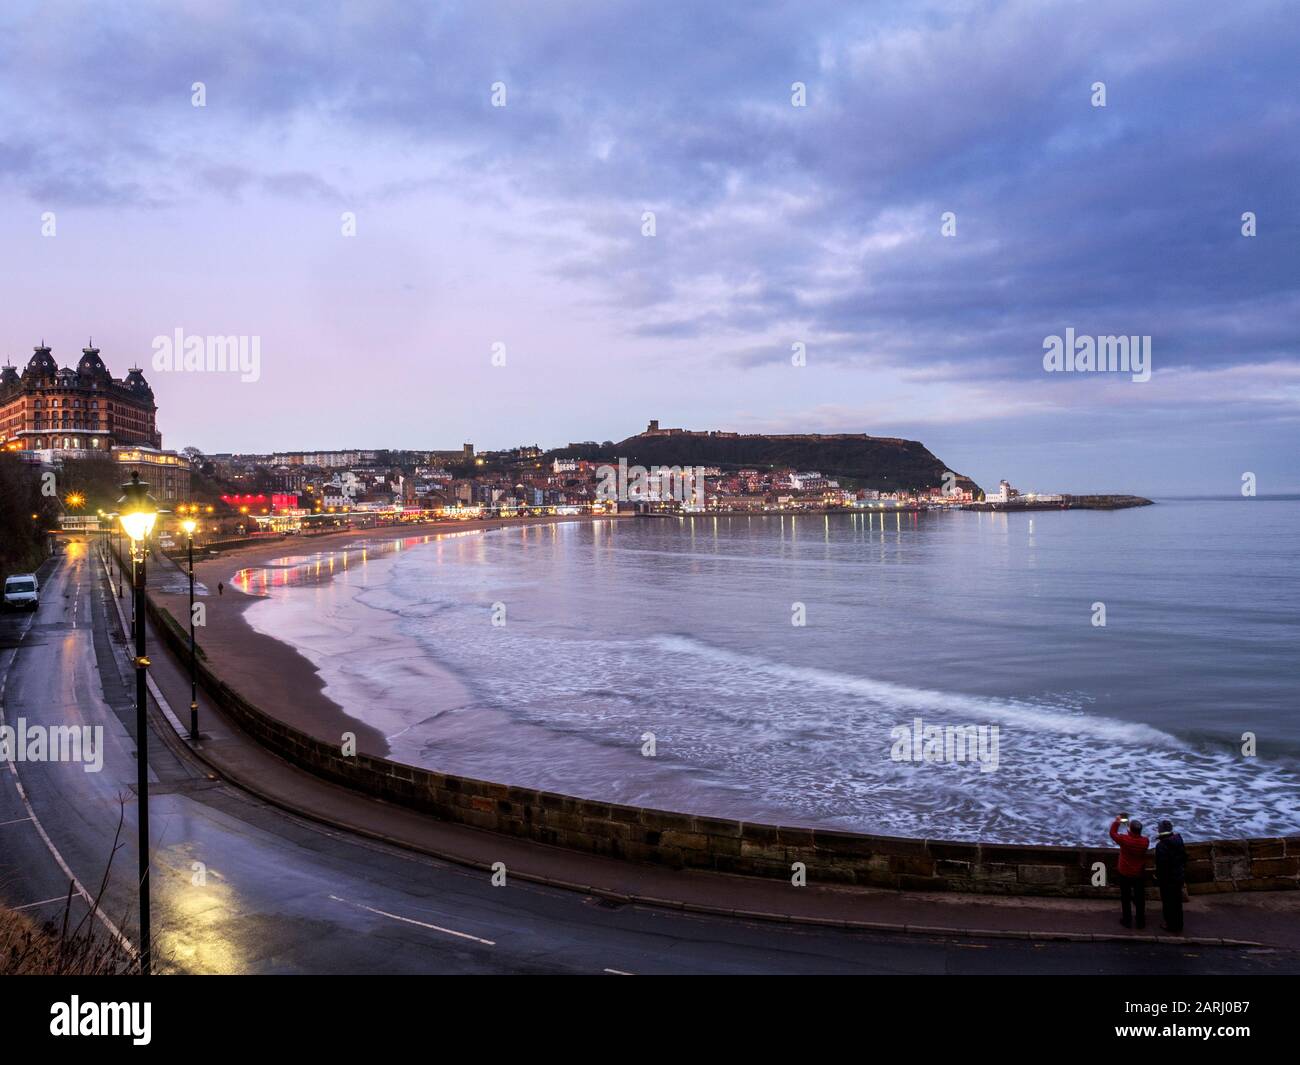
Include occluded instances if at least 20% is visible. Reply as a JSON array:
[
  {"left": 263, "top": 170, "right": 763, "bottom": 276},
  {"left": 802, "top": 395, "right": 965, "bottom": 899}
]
[{"left": 555, "top": 422, "right": 981, "bottom": 495}]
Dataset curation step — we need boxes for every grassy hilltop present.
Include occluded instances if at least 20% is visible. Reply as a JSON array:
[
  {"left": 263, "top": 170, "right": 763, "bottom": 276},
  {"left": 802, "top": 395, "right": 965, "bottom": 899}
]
[{"left": 555, "top": 428, "right": 981, "bottom": 495}]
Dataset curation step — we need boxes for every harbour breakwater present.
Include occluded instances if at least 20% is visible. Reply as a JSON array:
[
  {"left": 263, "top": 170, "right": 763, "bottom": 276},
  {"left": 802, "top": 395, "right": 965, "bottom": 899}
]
[
  {"left": 962, "top": 495, "right": 1154, "bottom": 512},
  {"left": 144, "top": 594, "right": 1297, "bottom": 898}
]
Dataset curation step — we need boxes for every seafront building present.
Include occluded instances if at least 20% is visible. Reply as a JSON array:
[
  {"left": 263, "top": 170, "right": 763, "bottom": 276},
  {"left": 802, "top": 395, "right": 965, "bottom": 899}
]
[
  {"left": 0, "top": 342, "right": 191, "bottom": 504},
  {"left": 987, "top": 479, "right": 1017, "bottom": 503},
  {"left": 1, "top": 342, "right": 159, "bottom": 452},
  {"left": 983, "top": 479, "right": 1064, "bottom": 505}
]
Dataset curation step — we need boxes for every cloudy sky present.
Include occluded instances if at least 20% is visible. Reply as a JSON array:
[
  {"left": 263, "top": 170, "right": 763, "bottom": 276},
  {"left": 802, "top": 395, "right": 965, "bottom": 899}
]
[{"left": 1, "top": 0, "right": 1296, "bottom": 493}]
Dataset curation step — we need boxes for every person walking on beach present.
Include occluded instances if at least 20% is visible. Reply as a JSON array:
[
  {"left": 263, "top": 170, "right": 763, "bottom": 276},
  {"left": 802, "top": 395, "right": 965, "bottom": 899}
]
[
  {"left": 1154, "top": 819, "right": 1187, "bottom": 933},
  {"left": 1109, "top": 813, "right": 1149, "bottom": 929}
]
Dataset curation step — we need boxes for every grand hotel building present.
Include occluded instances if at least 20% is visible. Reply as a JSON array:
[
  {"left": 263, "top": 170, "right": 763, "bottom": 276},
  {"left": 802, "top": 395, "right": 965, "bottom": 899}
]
[{"left": 0, "top": 342, "right": 190, "bottom": 503}]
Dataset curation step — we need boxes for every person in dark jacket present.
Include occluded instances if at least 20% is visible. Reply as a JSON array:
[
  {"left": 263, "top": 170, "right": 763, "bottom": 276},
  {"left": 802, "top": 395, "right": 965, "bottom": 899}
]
[
  {"left": 1154, "top": 819, "right": 1187, "bottom": 933},
  {"left": 1109, "top": 814, "right": 1150, "bottom": 928}
]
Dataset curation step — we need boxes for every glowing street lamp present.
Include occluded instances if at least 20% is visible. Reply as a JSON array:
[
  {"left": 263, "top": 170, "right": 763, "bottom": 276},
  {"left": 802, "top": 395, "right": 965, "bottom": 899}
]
[
  {"left": 181, "top": 517, "right": 199, "bottom": 742},
  {"left": 118, "top": 473, "right": 159, "bottom": 544},
  {"left": 116, "top": 471, "right": 159, "bottom": 975}
]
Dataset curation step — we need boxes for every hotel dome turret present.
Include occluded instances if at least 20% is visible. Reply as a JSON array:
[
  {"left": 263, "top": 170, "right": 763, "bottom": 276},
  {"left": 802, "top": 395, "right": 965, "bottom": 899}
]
[
  {"left": 76, "top": 344, "right": 113, "bottom": 383},
  {"left": 22, "top": 343, "right": 58, "bottom": 382},
  {"left": 123, "top": 366, "right": 154, "bottom": 397}
]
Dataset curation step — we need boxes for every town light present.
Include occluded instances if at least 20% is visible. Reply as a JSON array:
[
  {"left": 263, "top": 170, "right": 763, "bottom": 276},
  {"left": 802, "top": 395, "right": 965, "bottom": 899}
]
[
  {"left": 182, "top": 514, "right": 200, "bottom": 743},
  {"left": 117, "top": 473, "right": 159, "bottom": 544},
  {"left": 115, "top": 470, "right": 160, "bottom": 975}
]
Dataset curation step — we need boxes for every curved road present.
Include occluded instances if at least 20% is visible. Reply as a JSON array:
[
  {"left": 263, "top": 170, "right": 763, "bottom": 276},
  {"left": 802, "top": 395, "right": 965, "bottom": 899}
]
[{"left": 0, "top": 539, "right": 1291, "bottom": 974}]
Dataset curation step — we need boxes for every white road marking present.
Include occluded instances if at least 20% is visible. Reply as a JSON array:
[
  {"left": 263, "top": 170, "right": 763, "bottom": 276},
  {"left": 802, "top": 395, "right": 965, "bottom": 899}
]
[
  {"left": 0, "top": 815, "right": 35, "bottom": 827},
  {"left": 328, "top": 894, "right": 496, "bottom": 946},
  {"left": 603, "top": 967, "right": 635, "bottom": 975},
  {"left": 13, "top": 895, "right": 70, "bottom": 911}
]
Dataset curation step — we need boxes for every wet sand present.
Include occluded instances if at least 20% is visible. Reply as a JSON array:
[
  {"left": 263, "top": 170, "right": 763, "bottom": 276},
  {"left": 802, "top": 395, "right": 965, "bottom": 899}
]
[{"left": 149, "top": 515, "right": 630, "bottom": 760}]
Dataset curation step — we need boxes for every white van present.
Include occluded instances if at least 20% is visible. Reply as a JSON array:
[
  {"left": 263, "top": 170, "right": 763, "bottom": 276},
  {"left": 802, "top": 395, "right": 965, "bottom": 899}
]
[{"left": 3, "top": 574, "right": 40, "bottom": 611}]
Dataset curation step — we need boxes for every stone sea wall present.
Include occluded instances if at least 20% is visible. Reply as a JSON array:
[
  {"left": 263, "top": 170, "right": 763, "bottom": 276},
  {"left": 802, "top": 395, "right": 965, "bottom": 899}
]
[{"left": 146, "top": 597, "right": 1299, "bottom": 896}]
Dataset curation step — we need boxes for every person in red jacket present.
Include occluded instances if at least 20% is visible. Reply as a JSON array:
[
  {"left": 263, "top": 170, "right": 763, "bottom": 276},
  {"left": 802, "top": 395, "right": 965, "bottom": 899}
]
[{"left": 1109, "top": 813, "right": 1150, "bottom": 928}]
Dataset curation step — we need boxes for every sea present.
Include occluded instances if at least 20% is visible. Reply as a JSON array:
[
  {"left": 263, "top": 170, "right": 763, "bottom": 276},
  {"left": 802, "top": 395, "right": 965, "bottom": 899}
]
[{"left": 234, "top": 499, "right": 1300, "bottom": 845}]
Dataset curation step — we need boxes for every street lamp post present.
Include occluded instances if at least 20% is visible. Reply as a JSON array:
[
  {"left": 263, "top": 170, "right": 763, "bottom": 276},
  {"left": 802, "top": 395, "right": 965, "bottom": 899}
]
[
  {"left": 182, "top": 517, "right": 198, "bottom": 742},
  {"left": 118, "top": 472, "right": 159, "bottom": 976}
]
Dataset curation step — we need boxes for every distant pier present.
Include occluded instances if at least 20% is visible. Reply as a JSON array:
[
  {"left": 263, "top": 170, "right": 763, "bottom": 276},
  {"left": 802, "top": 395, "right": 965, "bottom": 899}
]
[{"left": 962, "top": 494, "right": 1153, "bottom": 512}]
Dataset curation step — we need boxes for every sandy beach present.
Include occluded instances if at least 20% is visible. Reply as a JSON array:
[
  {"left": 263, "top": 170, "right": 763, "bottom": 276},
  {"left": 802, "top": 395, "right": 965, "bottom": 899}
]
[{"left": 148, "top": 514, "right": 630, "bottom": 760}]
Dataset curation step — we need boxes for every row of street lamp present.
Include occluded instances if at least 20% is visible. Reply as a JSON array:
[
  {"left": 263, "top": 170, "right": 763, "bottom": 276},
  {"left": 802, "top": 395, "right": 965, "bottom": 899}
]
[{"left": 103, "top": 473, "right": 201, "bottom": 976}]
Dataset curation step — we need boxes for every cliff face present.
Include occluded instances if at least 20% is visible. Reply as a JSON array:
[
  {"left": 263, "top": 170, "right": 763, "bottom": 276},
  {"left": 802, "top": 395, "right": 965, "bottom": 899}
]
[{"left": 556, "top": 430, "right": 980, "bottom": 494}]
